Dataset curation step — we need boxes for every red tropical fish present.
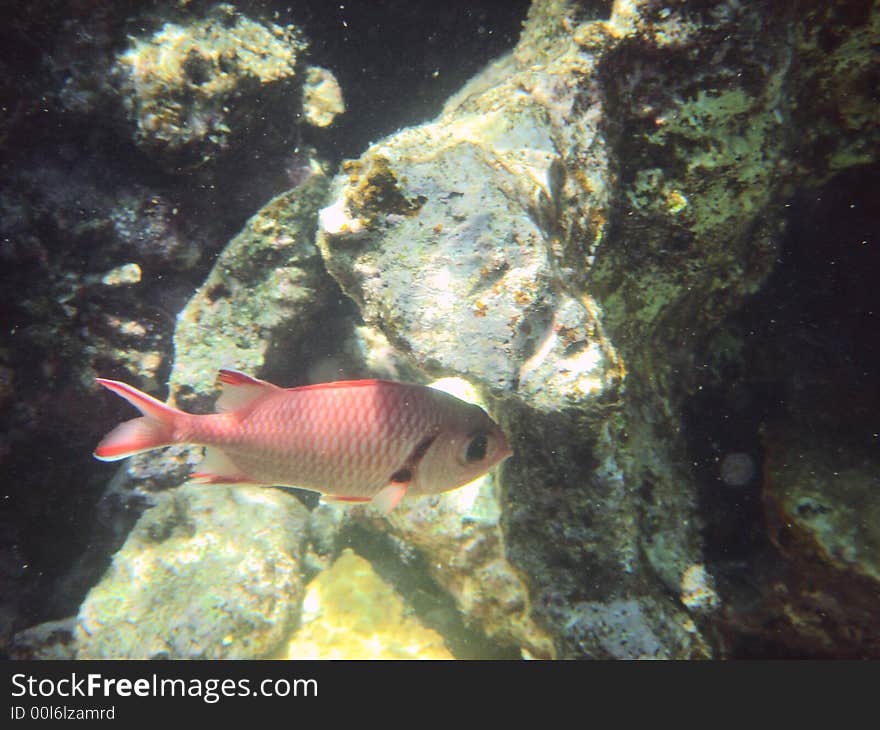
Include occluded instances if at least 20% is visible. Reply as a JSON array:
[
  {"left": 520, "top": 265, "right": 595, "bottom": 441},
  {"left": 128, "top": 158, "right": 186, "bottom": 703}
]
[{"left": 94, "top": 369, "right": 512, "bottom": 513}]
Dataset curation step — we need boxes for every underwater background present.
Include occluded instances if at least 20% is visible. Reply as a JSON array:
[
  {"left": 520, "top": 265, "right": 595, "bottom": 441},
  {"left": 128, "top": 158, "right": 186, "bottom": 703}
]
[{"left": 1, "top": 0, "right": 878, "bottom": 659}]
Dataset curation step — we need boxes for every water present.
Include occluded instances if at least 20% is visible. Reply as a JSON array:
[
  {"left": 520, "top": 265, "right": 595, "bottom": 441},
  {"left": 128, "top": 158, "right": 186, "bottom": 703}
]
[{"left": 1, "top": 0, "right": 878, "bottom": 660}]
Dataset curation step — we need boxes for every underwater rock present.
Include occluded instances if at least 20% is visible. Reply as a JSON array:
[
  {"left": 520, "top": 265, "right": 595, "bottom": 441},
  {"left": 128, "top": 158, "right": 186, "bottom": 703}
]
[
  {"left": 76, "top": 484, "right": 309, "bottom": 659},
  {"left": 758, "top": 427, "right": 880, "bottom": 656},
  {"left": 101, "top": 262, "right": 142, "bottom": 287},
  {"left": 317, "top": 79, "right": 624, "bottom": 410},
  {"left": 559, "top": 597, "right": 711, "bottom": 660},
  {"left": 371, "top": 377, "right": 554, "bottom": 658},
  {"left": 280, "top": 549, "right": 452, "bottom": 659},
  {"left": 170, "top": 175, "right": 330, "bottom": 412},
  {"left": 502, "top": 403, "right": 712, "bottom": 659},
  {"left": 302, "top": 66, "right": 346, "bottom": 128},
  {"left": 380, "top": 480, "right": 555, "bottom": 659},
  {"left": 10, "top": 618, "right": 78, "bottom": 661},
  {"left": 87, "top": 174, "right": 332, "bottom": 581},
  {"left": 114, "top": 4, "right": 309, "bottom": 172},
  {"left": 312, "top": 0, "right": 879, "bottom": 658},
  {"left": 679, "top": 564, "right": 720, "bottom": 615}
]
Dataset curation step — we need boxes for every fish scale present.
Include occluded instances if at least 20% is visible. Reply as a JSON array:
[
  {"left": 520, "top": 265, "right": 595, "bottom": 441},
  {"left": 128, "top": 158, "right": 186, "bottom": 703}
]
[
  {"left": 93, "top": 369, "right": 512, "bottom": 513},
  {"left": 215, "top": 385, "right": 436, "bottom": 494}
]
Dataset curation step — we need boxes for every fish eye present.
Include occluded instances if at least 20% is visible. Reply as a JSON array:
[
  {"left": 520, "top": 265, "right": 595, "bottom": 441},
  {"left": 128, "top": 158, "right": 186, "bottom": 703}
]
[{"left": 465, "top": 433, "right": 489, "bottom": 463}]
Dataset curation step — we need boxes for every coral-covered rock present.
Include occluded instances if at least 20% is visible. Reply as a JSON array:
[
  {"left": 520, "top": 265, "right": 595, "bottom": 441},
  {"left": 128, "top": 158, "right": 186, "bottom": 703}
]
[
  {"left": 311, "top": 0, "right": 879, "bottom": 658},
  {"left": 317, "top": 64, "right": 624, "bottom": 411},
  {"left": 170, "top": 175, "right": 330, "bottom": 412},
  {"left": 76, "top": 484, "right": 309, "bottom": 659},
  {"left": 302, "top": 66, "right": 345, "bottom": 128},
  {"left": 114, "top": 4, "right": 309, "bottom": 171}
]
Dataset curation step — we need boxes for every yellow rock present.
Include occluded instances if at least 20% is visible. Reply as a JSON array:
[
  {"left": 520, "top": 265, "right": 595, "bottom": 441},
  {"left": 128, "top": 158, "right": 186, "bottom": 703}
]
[{"left": 280, "top": 549, "right": 453, "bottom": 659}]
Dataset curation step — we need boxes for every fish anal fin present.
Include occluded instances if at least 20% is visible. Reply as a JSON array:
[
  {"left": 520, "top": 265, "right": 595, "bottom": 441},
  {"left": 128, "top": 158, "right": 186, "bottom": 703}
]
[
  {"left": 322, "top": 486, "right": 406, "bottom": 512},
  {"left": 215, "top": 369, "right": 280, "bottom": 413},
  {"left": 190, "top": 447, "right": 257, "bottom": 485}
]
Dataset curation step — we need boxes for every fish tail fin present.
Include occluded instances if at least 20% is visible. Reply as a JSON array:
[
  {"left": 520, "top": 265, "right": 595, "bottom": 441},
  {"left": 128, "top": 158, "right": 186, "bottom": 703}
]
[{"left": 93, "top": 378, "right": 183, "bottom": 461}]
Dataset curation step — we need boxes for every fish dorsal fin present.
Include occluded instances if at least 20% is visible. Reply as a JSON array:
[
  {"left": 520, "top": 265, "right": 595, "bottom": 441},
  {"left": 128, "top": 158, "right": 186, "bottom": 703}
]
[{"left": 215, "top": 369, "right": 280, "bottom": 413}]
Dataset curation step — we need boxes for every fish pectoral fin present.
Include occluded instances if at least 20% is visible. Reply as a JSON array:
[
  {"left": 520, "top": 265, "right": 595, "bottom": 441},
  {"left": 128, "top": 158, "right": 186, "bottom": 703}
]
[
  {"left": 322, "top": 482, "right": 409, "bottom": 513},
  {"left": 368, "top": 437, "right": 433, "bottom": 515},
  {"left": 372, "top": 481, "right": 409, "bottom": 515}
]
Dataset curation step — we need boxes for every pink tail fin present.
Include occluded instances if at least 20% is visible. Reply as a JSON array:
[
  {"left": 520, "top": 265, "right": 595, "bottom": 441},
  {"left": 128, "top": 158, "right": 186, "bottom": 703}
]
[{"left": 93, "top": 378, "right": 182, "bottom": 461}]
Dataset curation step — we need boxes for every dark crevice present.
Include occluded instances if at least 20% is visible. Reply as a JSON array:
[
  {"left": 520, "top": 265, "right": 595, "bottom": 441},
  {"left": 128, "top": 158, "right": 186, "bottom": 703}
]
[{"left": 683, "top": 162, "right": 880, "bottom": 657}]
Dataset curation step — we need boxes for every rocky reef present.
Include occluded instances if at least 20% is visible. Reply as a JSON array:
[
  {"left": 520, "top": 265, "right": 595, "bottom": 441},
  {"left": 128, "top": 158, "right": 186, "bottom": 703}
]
[
  {"left": 279, "top": 549, "right": 453, "bottom": 659},
  {"left": 112, "top": 4, "right": 345, "bottom": 172},
  {"left": 308, "top": 0, "right": 879, "bottom": 657},
  {"left": 3, "top": 0, "right": 879, "bottom": 659},
  {"left": 75, "top": 484, "right": 309, "bottom": 660},
  {"left": 170, "top": 174, "right": 331, "bottom": 411}
]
